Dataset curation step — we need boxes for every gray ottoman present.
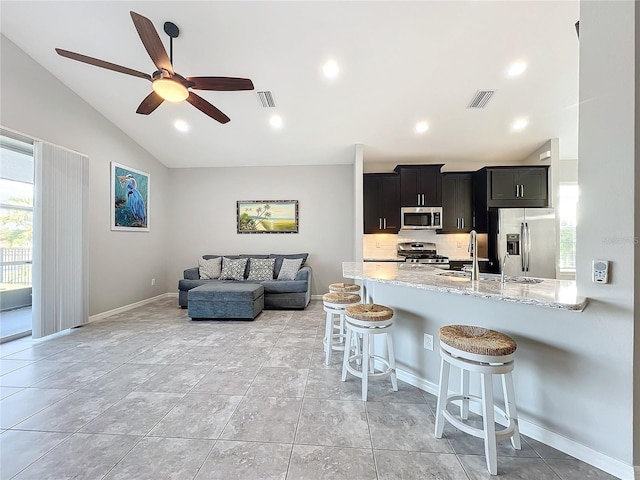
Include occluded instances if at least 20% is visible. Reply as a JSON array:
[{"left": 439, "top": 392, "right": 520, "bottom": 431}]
[{"left": 188, "top": 283, "right": 264, "bottom": 320}]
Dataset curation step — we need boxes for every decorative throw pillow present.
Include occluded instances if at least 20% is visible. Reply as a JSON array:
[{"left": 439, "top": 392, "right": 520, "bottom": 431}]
[
  {"left": 277, "top": 257, "right": 303, "bottom": 281},
  {"left": 219, "top": 257, "right": 248, "bottom": 280},
  {"left": 199, "top": 256, "right": 222, "bottom": 279},
  {"left": 247, "top": 258, "right": 276, "bottom": 281}
]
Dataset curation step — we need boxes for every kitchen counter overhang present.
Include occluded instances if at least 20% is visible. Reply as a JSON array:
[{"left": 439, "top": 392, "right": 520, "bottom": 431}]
[{"left": 343, "top": 262, "right": 587, "bottom": 311}]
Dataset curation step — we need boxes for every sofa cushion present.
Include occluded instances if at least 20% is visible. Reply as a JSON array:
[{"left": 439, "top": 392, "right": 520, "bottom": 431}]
[
  {"left": 220, "top": 257, "right": 248, "bottom": 280},
  {"left": 247, "top": 258, "right": 276, "bottom": 281},
  {"left": 270, "top": 253, "right": 308, "bottom": 276},
  {"left": 277, "top": 258, "right": 303, "bottom": 280},
  {"left": 199, "top": 257, "right": 222, "bottom": 279},
  {"left": 260, "top": 279, "right": 309, "bottom": 294}
]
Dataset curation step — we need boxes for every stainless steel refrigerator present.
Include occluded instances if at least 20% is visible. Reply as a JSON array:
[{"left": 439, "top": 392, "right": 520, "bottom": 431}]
[{"left": 497, "top": 208, "right": 557, "bottom": 278}]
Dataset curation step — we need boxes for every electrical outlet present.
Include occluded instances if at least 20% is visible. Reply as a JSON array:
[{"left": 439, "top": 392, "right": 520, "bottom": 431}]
[
  {"left": 423, "top": 333, "right": 434, "bottom": 351},
  {"left": 457, "top": 241, "right": 462, "bottom": 248},
  {"left": 151, "top": 278, "right": 156, "bottom": 286}
]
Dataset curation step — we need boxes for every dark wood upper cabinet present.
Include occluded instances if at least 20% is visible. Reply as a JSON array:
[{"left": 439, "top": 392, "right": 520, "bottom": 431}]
[
  {"left": 363, "top": 173, "right": 400, "bottom": 234},
  {"left": 394, "top": 164, "right": 443, "bottom": 206},
  {"left": 441, "top": 173, "right": 473, "bottom": 232},
  {"left": 487, "top": 166, "right": 549, "bottom": 207}
]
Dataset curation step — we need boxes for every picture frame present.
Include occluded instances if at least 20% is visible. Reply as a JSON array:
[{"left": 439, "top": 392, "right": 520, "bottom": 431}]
[
  {"left": 111, "top": 162, "right": 150, "bottom": 231},
  {"left": 237, "top": 200, "right": 299, "bottom": 234}
]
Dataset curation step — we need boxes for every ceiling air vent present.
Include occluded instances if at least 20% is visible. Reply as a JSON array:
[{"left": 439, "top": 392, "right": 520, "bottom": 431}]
[
  {"left": 467, "top": 90, "right": 495, "bottom": 109},
  {"left": 257, "top": 91, "right": 276, "bottom": 108}
]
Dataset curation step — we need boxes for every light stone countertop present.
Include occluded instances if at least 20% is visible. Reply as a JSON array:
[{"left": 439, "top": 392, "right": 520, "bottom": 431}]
[{"left": 343, "top": 262, "right": 588, "bottom": 311}]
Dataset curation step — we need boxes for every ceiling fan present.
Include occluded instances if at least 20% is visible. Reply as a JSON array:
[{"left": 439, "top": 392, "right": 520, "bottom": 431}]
[{"left": 55, "top": 11, "right": 254, "bottom": 124}]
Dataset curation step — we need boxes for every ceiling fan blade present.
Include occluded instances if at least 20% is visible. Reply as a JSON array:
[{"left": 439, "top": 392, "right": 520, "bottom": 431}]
[
  {"left": 186, "top": 77, "right": 254, "bottom": 91},
  {"left": 130, "top": 11, "right": 173, "bottom": 75},
  {"left": 186, "top": 92, "right": 230, "bottom": 124},
  {"left": 136, "top": 91, "right": 164, "bottom": 115},
  {"left": 55, "top": 48, "right": 151, "bottom": 80}
]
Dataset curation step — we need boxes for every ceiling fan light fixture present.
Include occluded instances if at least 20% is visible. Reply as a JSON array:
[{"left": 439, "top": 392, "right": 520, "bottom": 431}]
[{"left": 153, "top": 78, "right": 188, "bottom": 102}]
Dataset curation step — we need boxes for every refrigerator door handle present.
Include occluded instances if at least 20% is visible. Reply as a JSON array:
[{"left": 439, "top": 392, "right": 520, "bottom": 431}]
[
  {"left": 524, "top": 222, "right": 531, "bottom": 272},
  {"left": 520, "top": 222, "right": 526, "bottom": 271}
]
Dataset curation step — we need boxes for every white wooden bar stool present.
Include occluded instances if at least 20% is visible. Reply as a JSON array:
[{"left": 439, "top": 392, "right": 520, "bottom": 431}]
[
  {"left": 322, "top": 292, "right": 361, "bottom": 365},
  {"left": 434, "top": 325, "right": 521, "bottom": 475},
  {"left": 327, "top": 283, "right": 361, "bottom": 341},
  {"left": 341, "top": 303, "right": 397, "bottom": 401}
]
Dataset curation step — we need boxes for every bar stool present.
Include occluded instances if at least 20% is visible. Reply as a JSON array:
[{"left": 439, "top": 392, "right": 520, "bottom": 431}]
[
  {"left": 322, "top": 292, "right": 361, "bottom": 365},
  {"left": 434, "top": 325, "right": 521, "bottom": 475},
  {"left": 328, "top": 282, "right": 361, "bottom": 294},
  {"left": 341, "top": 303, "right": 397, "bottom": 401}
]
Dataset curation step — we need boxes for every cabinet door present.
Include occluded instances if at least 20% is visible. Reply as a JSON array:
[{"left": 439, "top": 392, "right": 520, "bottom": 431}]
[
  {"left": 418, "top": 167, "right": 442, "bottom": 206},
  {"left": 379, "top": 175, "right": 400, "bottom": 232},
  {"left": 399, "top": 168, "right": 420, "bottom": 206},
  {"left": 363, "top": 175, "right": 382, "bottom": 234},
  {"left": 363, "top": 174, "right": 400, "bottom": 234},
  {"left": 488, "top": 167, "right": 549, "bottom": 207},
  {"left": 398, "top": 166, "right": 442, "bottom": 206},
  {"left": 518, "top": 169, "right": 547, "bottom": 200},
  {"left": 490, "top": 169, "right": 518, "bottom": 201},
  {"left": 442, "top": 173, "right": 472, "bottom": 232}
]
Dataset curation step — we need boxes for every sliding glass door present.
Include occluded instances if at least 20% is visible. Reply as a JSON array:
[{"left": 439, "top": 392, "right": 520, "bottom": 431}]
[{"left": 0, "top": 135, "right": 34, "bottom": 342}]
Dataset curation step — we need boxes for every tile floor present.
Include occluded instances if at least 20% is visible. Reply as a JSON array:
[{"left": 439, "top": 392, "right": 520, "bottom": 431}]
[{"left": 0, "top": 298, "right": 618, "bottom": 480}]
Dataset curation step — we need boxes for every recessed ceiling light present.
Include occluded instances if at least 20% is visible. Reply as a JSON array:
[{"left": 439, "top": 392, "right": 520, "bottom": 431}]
[
  {"left": 269, "top": 114, "right": 283, "bottom": 129},
  {"left": 511, "top": 118, "right": 529, "bottom": 131},
  {"left": 507, "top": 61, "right": 527, "bottom": 77},
  {"left": 415, "top": 121, "right": 429, "bottom": 134},
  {"left": 174, "top": 119, "right": 189, "bottom": 132},
  {"left": 322, "top": 59, "right": 340, "bottom": 79}
]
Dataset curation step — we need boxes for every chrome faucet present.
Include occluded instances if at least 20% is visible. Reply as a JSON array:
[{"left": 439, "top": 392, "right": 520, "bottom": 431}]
[
  {"left": 468, "top": 230, "right": 479, "bottom": 281},
  {"left": 501, "top": 252, "right": 510, "bottom": 284}
]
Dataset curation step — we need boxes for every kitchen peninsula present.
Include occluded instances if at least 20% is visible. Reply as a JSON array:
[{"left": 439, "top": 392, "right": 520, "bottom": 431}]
[
  {"left": 343, "top": 261, "right": 587, "bottom": 311},
  {"left": 342, "top": 261, "right": 593, "bottom": 470}
]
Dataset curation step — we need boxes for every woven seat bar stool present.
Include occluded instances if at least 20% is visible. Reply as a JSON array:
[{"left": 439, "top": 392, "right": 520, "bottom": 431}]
[
  {"left": 341, "top": 303, "right": 398, "bottom": 401},
  {"left": 322, "top": 292, "right": 361, "bottom": 365},
  {"left": 328, "top": 282, "right": 361, "bottom": 294},
  {"left": 434, "top": 325, "right": 521, "bottom": 475}
]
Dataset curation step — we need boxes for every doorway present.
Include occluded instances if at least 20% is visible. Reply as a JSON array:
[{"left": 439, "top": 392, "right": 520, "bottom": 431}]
[{"left": 0, "top": 134, "right": 34, "bottom": 342}]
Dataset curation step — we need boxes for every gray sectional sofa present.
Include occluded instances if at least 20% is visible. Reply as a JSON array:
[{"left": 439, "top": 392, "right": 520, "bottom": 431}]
[{"left": 178, "top": 253, "right": 312, "bottom": 310}]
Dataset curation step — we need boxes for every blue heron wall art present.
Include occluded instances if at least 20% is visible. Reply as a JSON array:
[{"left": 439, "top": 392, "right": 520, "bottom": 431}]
[{"left": 111, "top": 162, "right": 150, "bottom": 231}]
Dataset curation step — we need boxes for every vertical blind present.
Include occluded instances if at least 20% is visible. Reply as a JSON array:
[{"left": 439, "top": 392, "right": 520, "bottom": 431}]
[{"left": 32, "top": 142, "right": 88, "bottom": 338}]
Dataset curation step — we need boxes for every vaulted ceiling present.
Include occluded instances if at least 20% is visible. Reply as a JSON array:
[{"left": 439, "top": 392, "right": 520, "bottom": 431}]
[{"left": 0, "top": 1, "right": 579, "bottom": 169}]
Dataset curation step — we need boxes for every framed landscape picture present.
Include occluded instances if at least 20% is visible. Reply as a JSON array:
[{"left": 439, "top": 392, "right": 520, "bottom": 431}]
[
  {"left": 237, "top": 200, "right": 298, "bottom": 234},
  {"left": 111, "top": 162, "right": 150, "bottom": 231}
]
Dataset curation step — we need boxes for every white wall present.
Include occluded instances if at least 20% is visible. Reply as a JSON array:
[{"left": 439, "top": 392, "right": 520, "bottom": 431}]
[
  {"left": 166, "top": 165, "right": 354, "bottom": 295},
  {"left": 577, "top": 0, "right": 635, "bottom": 470},
  {"left": 0, "top": 35, "right": 170, "bottom": 315}
]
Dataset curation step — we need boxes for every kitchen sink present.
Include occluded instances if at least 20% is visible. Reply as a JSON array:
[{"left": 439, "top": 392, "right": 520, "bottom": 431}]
[{"left": 437, "top": 271, "right": 544, "bottom": 284}]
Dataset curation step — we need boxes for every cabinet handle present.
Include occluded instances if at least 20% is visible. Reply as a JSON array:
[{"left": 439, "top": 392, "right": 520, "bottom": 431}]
[
  {"left": 422, "top": 194, "right": 425, "bottom": 205},
  {"left": 520, "top": 185, "right": 524, "bottom": 197},
  {"left": 384, "top": 218, "right": 387, "bottom": 229},
  {"left": 461, "top": 217, "right": 464, "bottom": 229},
  {"left": 379, "top": 218, "right": 382, "bottom": 229},
  {"left": 456, "top": 218, "right": 459, "bottom": 229}
]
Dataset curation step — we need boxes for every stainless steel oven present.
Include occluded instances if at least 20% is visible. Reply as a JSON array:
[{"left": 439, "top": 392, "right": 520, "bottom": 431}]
[{"left": 401, "top": 206, "right": 443, "bottom": 230}]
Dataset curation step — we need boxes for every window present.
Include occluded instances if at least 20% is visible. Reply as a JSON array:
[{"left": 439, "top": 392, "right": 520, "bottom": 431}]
[{"left": 558, "top": 183, "right": 578, "bottom": 273}]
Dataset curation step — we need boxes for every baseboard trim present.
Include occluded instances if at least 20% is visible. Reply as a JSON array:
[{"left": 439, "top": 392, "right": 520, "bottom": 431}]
[
  {"left": 395, "top": 368, "right": 633, "bottom": 480},
  {"left": 88, "top": 293, "right": 173, "bottom": 322},
  {"left": 311, "top": 294, "right": 323, "bottom": 300}
]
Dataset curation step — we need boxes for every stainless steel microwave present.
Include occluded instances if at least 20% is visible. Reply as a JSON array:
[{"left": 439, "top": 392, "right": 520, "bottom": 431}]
[{"left": 401, "top": 206, "right": 443, "bottom": 230}]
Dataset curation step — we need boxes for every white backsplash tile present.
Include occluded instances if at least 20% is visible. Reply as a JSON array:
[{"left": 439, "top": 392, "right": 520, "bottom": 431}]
[{"left": 363, "top": 231, "right": 488, "bottom": 260}]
